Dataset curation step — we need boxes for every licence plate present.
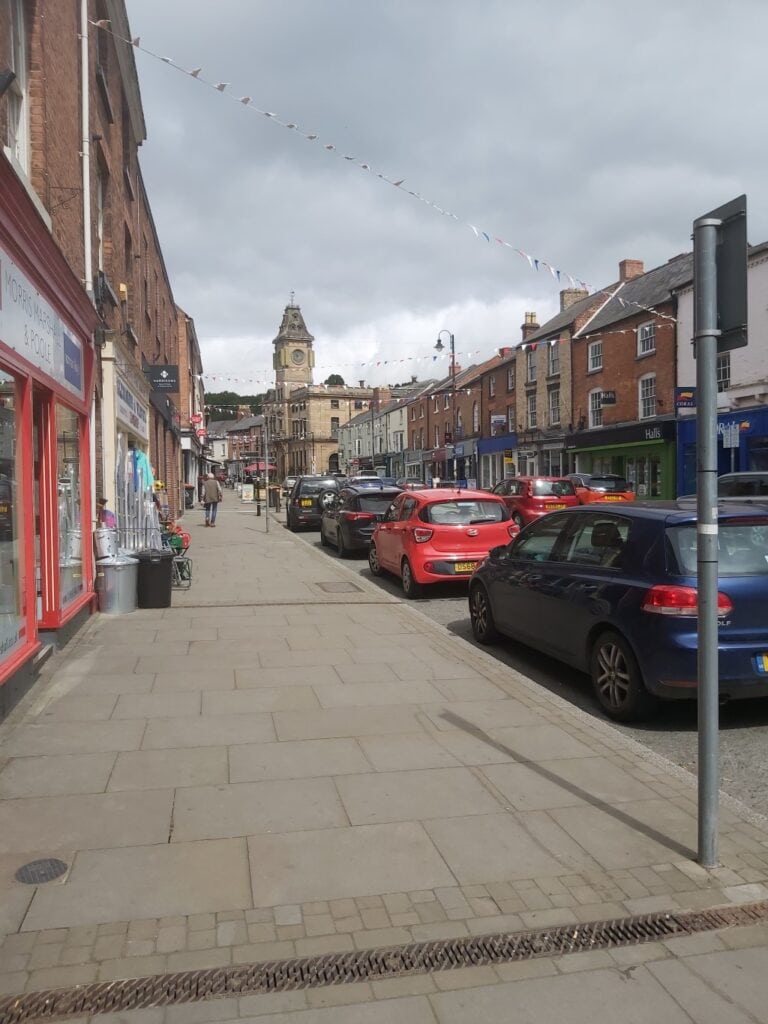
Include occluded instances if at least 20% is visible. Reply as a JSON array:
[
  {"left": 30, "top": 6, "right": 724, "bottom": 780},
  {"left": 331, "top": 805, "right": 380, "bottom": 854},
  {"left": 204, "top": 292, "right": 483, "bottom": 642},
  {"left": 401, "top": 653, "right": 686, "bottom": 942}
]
[
  {"left": 454, "top": 561, "right": 478, "bottom": 574},
  {"left": 547, "top": 503, "right": 567, "bottom": 510},
  {"left": 602, "top": 495, "right": 623, "bottom": 501},
  {"left": 756, "top": 653, "right": 768, "bottom": 674},
  {"left": 300, "top": 499, "right": 313, "bottom": 508}
]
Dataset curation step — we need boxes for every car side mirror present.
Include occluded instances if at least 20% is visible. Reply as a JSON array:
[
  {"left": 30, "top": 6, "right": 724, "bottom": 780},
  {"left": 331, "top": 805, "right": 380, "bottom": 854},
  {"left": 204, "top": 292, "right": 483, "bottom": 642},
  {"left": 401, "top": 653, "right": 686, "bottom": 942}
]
[{"left": 489, "top": 544, "right": 508, "bottom": 560}]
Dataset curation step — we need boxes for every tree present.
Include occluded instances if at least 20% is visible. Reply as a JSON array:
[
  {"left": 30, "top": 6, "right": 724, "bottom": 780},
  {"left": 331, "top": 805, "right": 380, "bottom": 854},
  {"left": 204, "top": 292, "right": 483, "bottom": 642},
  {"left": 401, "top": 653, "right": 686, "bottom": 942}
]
[
  {"left": 204, "top": 391, "right": 265, "bottom": 418},
  {"left": 324, "top": 373, "right": 345, "bottom": 386}
]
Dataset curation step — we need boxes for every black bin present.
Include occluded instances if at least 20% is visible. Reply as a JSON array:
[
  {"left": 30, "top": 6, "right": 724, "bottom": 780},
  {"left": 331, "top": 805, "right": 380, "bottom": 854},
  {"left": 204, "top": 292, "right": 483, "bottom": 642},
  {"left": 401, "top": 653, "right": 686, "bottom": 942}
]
[
  {"left": 184, "top": 484, "right": 195, "bottom": 509},
  {"left": 136, "top": 549, "right": 174, "bottom": 608}
]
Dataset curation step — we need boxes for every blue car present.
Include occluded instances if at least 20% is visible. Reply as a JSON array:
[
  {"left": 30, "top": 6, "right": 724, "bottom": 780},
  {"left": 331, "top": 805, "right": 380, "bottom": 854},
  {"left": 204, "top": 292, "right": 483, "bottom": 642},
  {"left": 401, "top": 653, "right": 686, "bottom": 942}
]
[{"left": 468, "top": 503, "right": 768, "bottom": 721}]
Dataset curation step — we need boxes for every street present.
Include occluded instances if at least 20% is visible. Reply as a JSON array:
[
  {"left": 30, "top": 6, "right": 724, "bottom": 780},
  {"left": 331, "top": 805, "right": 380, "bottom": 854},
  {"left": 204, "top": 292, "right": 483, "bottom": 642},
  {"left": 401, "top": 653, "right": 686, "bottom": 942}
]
[{"left": 297, "top": 522, "right": 768, "bottom": 821}]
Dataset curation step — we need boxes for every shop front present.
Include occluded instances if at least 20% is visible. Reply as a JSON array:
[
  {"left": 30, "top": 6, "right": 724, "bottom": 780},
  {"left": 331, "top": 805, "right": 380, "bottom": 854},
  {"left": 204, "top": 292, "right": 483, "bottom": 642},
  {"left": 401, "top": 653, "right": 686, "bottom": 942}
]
[
  {"left": 0, "top": 157, "right": 97, "bottom": 715},
  {"left": 676, "top": 406, "right": 768, "bottom": 496},
  {"left": 565, "top": 419, "right": 676, "bottom": 499},
  {"left": 477, "top": 432, "right": 518, "bottom": 489}
]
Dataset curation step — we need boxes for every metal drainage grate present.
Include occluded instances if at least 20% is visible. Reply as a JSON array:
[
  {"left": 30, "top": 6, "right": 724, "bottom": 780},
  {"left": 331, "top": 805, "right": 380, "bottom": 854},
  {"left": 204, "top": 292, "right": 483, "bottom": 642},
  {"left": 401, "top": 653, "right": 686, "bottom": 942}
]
[
  {"left": 14, "top": 859, "right": 68, "bottom": 885},
  {"left": 2, "top": 900, "right": 767, "bottom": 1022}
]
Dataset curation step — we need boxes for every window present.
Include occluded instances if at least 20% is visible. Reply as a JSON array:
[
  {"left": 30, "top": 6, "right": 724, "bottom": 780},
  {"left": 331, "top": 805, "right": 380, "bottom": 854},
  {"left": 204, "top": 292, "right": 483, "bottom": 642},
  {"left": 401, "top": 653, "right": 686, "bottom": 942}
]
[
  {"left": 330, "top": 399, "right": 339, "bottom": 409},
  {"left": 434, "top": 425, "right": 439, "bottom": 447},
  {"left": 507, "top": 405, "right": 514, "bottom": 432},
  {"left": 472, "top": 402, "right": 479, "bottom": 433},
  {"left": 419, "top": 405, "right": 424, "bottom": 418},
  {"left": 638, "top": 321, "right": 656, "bottom": 356},
  {"left": 507, "top": 365, "right": 515, "bottom": 391},
  {"left": 410, "top": 407, "right": 415, "bottom": 420},
  {"left": 548, "top": 343, "right": 560, "bottom": 377},
  {"left": 57, "top": 404, "right": 85, "bottom": 608},
  {"left": 541, "top": 449, "right": 562, "bottom": 476},
  {"left": 564, "top": 515, "right": 630, "bottom": 568},
  {"left": 330, "top": 417, "right": 339, "bottom": 436},
  {"left": 527, "top": 392, "right": 537, "bottom": 429},
  {"left": 589, "top": 389, "right": 603, "bottom": 429},
  {"left": 717, "top": 352, "right": 731, "bottom": 392},
  {"left": 0, "top": 372, "right": 22, "bottom": 656},
  {"left": 548, "top": 387, "right": 560, "bottom": 426},
  {"left": 489, "top": 376, "right": 496, "bottom": 397},
  {"left": 444, "top": 393, "right": 450, "bottom": 410},
  {"left": 526, "top": 350, "right": 537, "bottom": 383},
  {"left": 354, "top": 400, "right": 363, "bottom": 410},
  {"left": 588, "top": 340, "right": 603, "bottom": 372},
  {"left": 434, "top": 396, "right": 439, "bottom": 413},
  {"left": 639, "top": 374, "right": 656, "bottom": 420},
  {"left": 7, "top": 0, "right": 29, "bottom": 171},
  {"left": 355, "top": 438, "right": 362, "bottom": 455},
  {"left": 512, "top": 514, "right": 570, "bottom": 562},
  {"left": 95, "top": 164, "right": 107, "bottom": 272}
]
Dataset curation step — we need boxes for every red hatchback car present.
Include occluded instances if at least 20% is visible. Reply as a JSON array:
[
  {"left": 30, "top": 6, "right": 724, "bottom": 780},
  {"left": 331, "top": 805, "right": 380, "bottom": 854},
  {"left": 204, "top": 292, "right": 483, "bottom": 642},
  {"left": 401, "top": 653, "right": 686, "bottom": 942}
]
[
  {"left": 491, "top": 476, "right": 580, "bottom": 527},
  {"left": 368, "top": 489, "right": 519, "bottom": 598}
]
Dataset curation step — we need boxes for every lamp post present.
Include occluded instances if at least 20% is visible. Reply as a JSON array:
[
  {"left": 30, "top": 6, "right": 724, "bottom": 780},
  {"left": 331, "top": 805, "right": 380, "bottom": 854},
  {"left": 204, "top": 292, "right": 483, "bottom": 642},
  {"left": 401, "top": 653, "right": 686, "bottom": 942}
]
[{"left": 435, "top": 330, "right": 456, "bottom": 480}]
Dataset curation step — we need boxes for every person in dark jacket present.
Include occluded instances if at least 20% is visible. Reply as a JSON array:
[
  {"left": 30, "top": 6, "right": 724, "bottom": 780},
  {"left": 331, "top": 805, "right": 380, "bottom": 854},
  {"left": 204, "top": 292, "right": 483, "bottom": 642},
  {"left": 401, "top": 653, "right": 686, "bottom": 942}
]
[{"left": 201, "top": 473, "right": 223, "bottom": 526}]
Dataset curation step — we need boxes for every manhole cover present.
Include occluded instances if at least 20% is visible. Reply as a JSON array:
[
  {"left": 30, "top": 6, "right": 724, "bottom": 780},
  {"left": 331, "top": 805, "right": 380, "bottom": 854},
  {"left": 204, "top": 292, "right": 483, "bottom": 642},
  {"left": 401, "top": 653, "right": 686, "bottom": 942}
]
[
  {"left": 15, "top": 858, "right": 68, "bottom": 884},
  {"left": 315, "top": 582, "right": 363, "bottom": 594}
]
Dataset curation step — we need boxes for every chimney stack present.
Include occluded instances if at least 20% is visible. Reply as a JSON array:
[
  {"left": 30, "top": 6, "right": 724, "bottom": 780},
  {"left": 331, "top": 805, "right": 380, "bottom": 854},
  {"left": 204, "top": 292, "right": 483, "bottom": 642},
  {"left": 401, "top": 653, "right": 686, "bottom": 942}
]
[
  {"left": 358, "top": 379, "right": 365, "bottom": 388},
  {"left": 619, "top": 259, "right": 644, "bottom": 282},
  {"left": 559, "top": 289, "right": 589, "bottom": 312},
  {"left": 521, "top": 311, "right": 540, "bottom": 340}
]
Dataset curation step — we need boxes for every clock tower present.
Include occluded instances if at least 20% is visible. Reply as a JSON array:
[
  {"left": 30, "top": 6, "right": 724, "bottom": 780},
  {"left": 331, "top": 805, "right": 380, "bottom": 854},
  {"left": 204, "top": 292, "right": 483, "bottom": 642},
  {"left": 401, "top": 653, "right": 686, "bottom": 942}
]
[{"left": 273, "top": 296, "right": 315, "bottom": 390}]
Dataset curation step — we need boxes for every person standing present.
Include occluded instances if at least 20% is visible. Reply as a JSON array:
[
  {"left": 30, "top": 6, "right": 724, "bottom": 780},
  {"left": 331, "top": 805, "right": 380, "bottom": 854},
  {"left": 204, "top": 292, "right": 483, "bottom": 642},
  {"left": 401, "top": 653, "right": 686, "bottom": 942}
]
[{"left": 202, "top": 473, "right": 223, "bottom": 527}]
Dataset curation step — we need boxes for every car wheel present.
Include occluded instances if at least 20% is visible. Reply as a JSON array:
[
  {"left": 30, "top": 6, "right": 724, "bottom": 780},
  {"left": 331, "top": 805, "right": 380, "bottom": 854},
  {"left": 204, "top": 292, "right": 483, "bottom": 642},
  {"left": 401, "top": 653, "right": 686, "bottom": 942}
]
[
  {"left": 287, "top": 512, "right": 299, "bottom": 532},
  {"left": 589, "top": 630, "right": 658, "bottom": 722},
  {"left": 337, "top": 529, "right": 349, "bottom": 558},
  {"left": 401, "top": 558, "right": 423, "bottom": 599},
  {"left": 368, "top": 543, "right": 383, "bottom": 576},
  {"left": 512, "top": 512, "right": 524, "bottom": 528},
  {"left": 469, "top": 583, "right": 499, "bottom": 644},
  {"left": 319, "top": 489, "right": 336, "bottom": 511}
]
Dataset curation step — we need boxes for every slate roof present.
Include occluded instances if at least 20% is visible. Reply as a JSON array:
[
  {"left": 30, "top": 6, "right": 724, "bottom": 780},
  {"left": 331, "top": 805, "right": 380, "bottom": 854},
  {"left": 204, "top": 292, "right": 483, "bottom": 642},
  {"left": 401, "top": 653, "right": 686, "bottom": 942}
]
[
  {"left": 576, "top": 254, "right": 694, "bottom": 336},
  {"left": 518, "top": 288, "right": 616, "bottom": 346}
]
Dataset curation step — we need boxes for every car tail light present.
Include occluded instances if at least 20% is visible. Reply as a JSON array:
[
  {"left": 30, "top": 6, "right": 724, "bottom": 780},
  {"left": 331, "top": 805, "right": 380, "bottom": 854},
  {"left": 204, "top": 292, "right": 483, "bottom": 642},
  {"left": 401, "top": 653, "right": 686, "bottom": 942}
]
[
  {"left": 412, "top": 527, "right": 433, "bottom": 543},
  {"left": 341, "top": 511, "right": 375, "bottom": 522},
  {"left": 641, "top": 585, "right": 733, "bottom": 617},
  {"left": 508, "top": 524, "right": 520, "bottom": 538}
]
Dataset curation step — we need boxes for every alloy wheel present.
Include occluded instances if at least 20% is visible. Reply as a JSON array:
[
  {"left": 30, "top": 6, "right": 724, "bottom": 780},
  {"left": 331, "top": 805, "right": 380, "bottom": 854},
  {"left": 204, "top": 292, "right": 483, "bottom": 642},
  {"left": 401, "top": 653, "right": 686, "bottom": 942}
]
[{"left": 594, "top": 639, "right": 631, "bottom": 709}]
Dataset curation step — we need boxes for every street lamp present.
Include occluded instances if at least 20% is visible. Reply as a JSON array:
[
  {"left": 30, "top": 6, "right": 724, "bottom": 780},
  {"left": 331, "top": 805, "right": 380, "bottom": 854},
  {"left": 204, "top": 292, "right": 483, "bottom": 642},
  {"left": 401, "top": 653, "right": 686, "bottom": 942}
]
[{"left": 435, "top": 330, "right": 456, "bottom": 480}]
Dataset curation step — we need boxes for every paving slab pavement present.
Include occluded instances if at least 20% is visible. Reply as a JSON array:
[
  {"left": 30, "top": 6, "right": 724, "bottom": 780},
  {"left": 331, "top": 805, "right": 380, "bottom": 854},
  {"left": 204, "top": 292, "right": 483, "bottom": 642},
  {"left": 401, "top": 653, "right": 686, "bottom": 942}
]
[{"left": 0, "top": 499, "right": 767, "bottom": 1013}]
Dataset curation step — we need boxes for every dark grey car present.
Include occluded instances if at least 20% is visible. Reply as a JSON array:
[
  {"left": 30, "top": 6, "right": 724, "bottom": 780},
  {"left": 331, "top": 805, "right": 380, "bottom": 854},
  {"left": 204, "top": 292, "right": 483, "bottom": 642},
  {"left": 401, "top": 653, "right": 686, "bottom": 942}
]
[
  {"left": 286, "top": 476, "right": 341, "bottom": 531},
  {"left": 320, "top": 486, "right": 402, "bottom": 557}
]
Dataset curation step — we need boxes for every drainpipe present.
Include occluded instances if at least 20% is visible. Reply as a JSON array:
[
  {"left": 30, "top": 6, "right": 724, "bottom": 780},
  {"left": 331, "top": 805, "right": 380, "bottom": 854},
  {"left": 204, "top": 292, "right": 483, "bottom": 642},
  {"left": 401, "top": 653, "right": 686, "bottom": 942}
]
[{"left": 80, "top": 0, "right": 93, "bottom": 299}]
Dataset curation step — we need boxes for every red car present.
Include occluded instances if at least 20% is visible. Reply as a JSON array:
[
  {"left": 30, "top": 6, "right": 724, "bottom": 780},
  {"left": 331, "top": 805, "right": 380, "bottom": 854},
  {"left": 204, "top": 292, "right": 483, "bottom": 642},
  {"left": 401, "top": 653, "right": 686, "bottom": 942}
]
[
  {"left": 368, "top": 488, "right": 519, "bottom": 598},
  {"left": 567, "top": 473, "right": 636, "bottom": 505},
  {"left": 490, "top": 476, "right": 580, "bottom": 527}
]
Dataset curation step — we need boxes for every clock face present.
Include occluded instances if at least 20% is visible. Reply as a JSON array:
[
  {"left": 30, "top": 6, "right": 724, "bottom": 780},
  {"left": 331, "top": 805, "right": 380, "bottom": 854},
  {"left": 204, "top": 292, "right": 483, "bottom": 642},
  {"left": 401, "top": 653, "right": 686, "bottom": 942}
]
[{"left": 291, "top": 349, "right": 305, "bottom": 365}]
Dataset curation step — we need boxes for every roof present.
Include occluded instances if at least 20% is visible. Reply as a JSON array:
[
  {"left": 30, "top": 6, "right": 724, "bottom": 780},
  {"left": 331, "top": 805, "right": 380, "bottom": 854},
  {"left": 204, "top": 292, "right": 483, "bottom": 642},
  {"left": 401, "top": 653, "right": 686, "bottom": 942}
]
[
  {"left": 227, "top": 415, "right": 263, "bottom": 432},
  {"left": 576, "top": 254, "right": 694, "bottom": 336},
  {"left": 518, "top": 288, "right": 614, "bottom": 345},
  {"left": 205, "top": 420, "right": 234, "bottom": 437}
]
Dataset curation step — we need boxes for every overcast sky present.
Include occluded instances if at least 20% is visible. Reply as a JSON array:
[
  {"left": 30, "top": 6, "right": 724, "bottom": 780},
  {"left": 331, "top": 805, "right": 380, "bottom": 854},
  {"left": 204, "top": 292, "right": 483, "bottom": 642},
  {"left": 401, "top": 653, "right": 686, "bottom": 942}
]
[{"left": 125, "top": 0, "right": 766, "bottom": 394}]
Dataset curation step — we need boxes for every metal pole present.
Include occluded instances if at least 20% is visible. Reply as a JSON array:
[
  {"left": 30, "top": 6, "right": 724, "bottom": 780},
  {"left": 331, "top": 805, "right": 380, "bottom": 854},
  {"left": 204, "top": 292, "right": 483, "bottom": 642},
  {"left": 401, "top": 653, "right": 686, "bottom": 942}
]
[
  {"left": 450, "top": 335, "right": 456, "bottom": 481},
  {"left": 693, "top": 216, "right": 721, "bottom": 867},
  {"left": 264, "top": 415, "right": 270, "bottom": 534}
]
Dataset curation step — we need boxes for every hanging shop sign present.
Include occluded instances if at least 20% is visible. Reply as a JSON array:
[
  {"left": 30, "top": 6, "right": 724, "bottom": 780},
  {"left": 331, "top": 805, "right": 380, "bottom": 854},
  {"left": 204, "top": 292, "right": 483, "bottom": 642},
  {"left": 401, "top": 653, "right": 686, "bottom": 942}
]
[
  {"left": 675, "top": 387, "right": 697, "bottom": 409},
  {"left": 190, "top": 413, "right": 203, "bottom": 424},
  {"left": 115, "top": 373, "right": 149, "bottom": 440},
  {"left": 144, "top": 364, "right": 179, "bottom": 392},
  {"left": 0, "top": 244, "right": 84, "bottom": 400}
]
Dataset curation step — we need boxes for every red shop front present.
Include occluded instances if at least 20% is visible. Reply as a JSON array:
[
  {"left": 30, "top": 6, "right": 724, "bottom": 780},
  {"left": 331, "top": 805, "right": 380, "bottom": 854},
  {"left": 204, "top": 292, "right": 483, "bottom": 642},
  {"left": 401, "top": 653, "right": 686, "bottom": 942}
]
[{"left": 0, "top": 156, "right": 97, "bottom": 718}]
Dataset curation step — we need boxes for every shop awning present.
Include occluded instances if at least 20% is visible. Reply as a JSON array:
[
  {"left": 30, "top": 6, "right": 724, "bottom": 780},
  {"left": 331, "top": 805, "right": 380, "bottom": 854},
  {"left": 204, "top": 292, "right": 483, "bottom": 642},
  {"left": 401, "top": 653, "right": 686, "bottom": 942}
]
[{"left": 245, "top": 461, "right": 276, "bottom": 472}]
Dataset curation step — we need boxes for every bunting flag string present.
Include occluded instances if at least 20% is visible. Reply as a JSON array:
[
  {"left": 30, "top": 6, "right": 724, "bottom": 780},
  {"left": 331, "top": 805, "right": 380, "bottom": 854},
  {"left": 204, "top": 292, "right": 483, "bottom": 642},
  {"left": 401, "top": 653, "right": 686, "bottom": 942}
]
[{"left": 90, "top": 19, "right": 677, "bottom": 327}]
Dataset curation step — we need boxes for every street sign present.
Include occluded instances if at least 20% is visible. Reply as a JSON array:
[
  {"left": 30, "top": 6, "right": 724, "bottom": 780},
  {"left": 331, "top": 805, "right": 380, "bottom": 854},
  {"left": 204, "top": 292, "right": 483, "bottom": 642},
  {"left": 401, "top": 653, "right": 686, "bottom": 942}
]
[
  {"left": 722, "top": 422, "right": 740, "bottom": 448},
  {"left": 698, "top": 194, "right": 748, "bottom": 353}
]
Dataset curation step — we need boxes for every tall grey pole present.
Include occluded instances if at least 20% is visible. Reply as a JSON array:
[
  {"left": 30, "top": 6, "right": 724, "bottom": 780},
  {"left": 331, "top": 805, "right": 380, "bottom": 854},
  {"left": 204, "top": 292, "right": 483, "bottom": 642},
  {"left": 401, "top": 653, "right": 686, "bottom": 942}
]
[
  {"left": 264, "top": 415, "right": 270, "bottom": 535},
  {"left": 693, "top": 216, "right": 721, "bottom": 867}
]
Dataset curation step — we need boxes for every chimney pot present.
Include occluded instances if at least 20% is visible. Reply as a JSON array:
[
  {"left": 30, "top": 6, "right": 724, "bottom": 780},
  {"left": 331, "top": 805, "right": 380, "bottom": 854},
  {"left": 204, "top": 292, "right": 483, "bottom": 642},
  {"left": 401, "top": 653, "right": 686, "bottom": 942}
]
[{"left": 521, "top": 311, "right": 540, "bottom": 339}]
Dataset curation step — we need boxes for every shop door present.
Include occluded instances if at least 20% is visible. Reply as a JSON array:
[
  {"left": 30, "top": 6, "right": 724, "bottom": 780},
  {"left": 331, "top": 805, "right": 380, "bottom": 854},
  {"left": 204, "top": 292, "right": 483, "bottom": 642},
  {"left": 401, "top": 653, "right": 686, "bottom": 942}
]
[{"left": 32, "top": 391, "right": 49, "bottom": 621}]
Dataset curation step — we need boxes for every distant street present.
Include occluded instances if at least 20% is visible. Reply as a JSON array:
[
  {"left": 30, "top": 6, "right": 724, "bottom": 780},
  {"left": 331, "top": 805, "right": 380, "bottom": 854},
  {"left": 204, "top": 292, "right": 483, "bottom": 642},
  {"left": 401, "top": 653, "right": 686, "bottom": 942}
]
[{"left": 293, "top": 520, "right": 768, "bottom": 820}]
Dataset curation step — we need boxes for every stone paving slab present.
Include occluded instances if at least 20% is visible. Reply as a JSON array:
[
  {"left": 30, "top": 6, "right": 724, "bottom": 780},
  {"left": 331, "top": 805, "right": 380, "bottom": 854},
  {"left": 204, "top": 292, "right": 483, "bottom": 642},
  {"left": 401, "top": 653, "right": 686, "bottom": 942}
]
[{"left": 1, "top": 506, "right": 768, "bottom": 1004}]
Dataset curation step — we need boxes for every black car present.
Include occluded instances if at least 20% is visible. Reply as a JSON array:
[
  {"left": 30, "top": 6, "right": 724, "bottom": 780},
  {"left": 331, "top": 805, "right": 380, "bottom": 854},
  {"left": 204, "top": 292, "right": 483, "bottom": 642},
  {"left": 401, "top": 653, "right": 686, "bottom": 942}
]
[
  {"left": 286, "top": 475, "right": 342, "bottom": 531},
  {"left": 320, "top": 486, "right": 402, "bottom": 556}
]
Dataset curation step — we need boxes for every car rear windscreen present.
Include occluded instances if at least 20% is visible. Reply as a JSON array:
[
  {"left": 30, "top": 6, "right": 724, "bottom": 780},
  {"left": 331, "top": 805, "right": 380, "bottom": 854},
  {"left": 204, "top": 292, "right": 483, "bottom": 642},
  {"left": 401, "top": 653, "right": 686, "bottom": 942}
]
[
  {"left": 532, "top": 480, "right": 576, "bottom": 497},
  {"left": 298, "top": 481, "right": 336, "bottom": 495},
  {"left": 422, "top": 500, "right": 507, "bottom": 525},
  {"left": 668, "top": 521, "right": 768, "bottom": 575},
  {"left": 358, "top": 495, "right": 398, "bottom": 512},
  {"left": 589, "top": 477, "right": 630, "bottom": 492},
  {"left": 718, "top": 476, "right": 768, "bottom": 497}
]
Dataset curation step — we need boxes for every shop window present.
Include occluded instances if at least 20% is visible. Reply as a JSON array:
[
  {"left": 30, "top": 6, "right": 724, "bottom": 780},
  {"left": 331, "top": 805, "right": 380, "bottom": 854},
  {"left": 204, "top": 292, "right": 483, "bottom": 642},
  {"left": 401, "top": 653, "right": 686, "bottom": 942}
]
[
  {"left": 717, "top": 353, "right": 731, "bottom": 392},
  {"left": 56, "top": 404, "right": 84, "bottom": 608},
  {"left": 588, "top": 340, "right": 603, "bottom": 372},
  {"left": 639, "top": 374, "right": 656, "bottom": 420},
  {"left": 0, "top": 372, "right": 23, "bottom": 656},
  {"left": 638, "top": 321, "right": 656, "bottom": 356},
  {"left": 589, "top": 389, "right": 603, "bottom": 429}
]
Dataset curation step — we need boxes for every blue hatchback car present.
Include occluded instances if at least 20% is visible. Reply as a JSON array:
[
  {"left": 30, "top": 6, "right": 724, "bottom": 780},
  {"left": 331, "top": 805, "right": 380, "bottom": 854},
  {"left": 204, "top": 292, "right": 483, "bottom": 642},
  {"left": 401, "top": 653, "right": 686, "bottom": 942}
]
[{"left": 468, "top": 503, "right": 768, "bottom": 721}]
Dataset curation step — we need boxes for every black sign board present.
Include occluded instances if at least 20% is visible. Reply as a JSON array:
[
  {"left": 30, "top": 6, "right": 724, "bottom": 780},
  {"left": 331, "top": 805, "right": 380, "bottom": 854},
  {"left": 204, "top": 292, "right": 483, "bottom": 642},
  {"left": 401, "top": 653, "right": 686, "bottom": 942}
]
[
  {"left": 600, "top": 390, "right": 617, "bottom": 405},
  {"left": 701, "top": 195, "right": 748, "bottom": 353},
  {"left": 145, "top": 364, "right": 179, "bottom": 393}
]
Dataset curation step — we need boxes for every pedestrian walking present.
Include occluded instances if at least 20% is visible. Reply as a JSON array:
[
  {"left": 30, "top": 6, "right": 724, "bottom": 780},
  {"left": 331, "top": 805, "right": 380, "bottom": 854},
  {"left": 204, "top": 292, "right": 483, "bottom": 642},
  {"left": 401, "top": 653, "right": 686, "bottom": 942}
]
[{"left": 202, "top": 473, "right": 223, "bottom": 526}]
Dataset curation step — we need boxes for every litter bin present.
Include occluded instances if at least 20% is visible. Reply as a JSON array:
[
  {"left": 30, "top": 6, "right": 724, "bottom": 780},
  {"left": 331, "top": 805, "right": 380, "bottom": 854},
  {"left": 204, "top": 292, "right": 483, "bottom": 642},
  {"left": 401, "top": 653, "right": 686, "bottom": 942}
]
[
  {"left": 95, "top": 555, "right": 139, "bottom": 614},
  {"left": 135, "top": 549, "right": 174, "bottom": 608},
  {"left": 184, "top": 484, "right": 195, "bottom": 509}
]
